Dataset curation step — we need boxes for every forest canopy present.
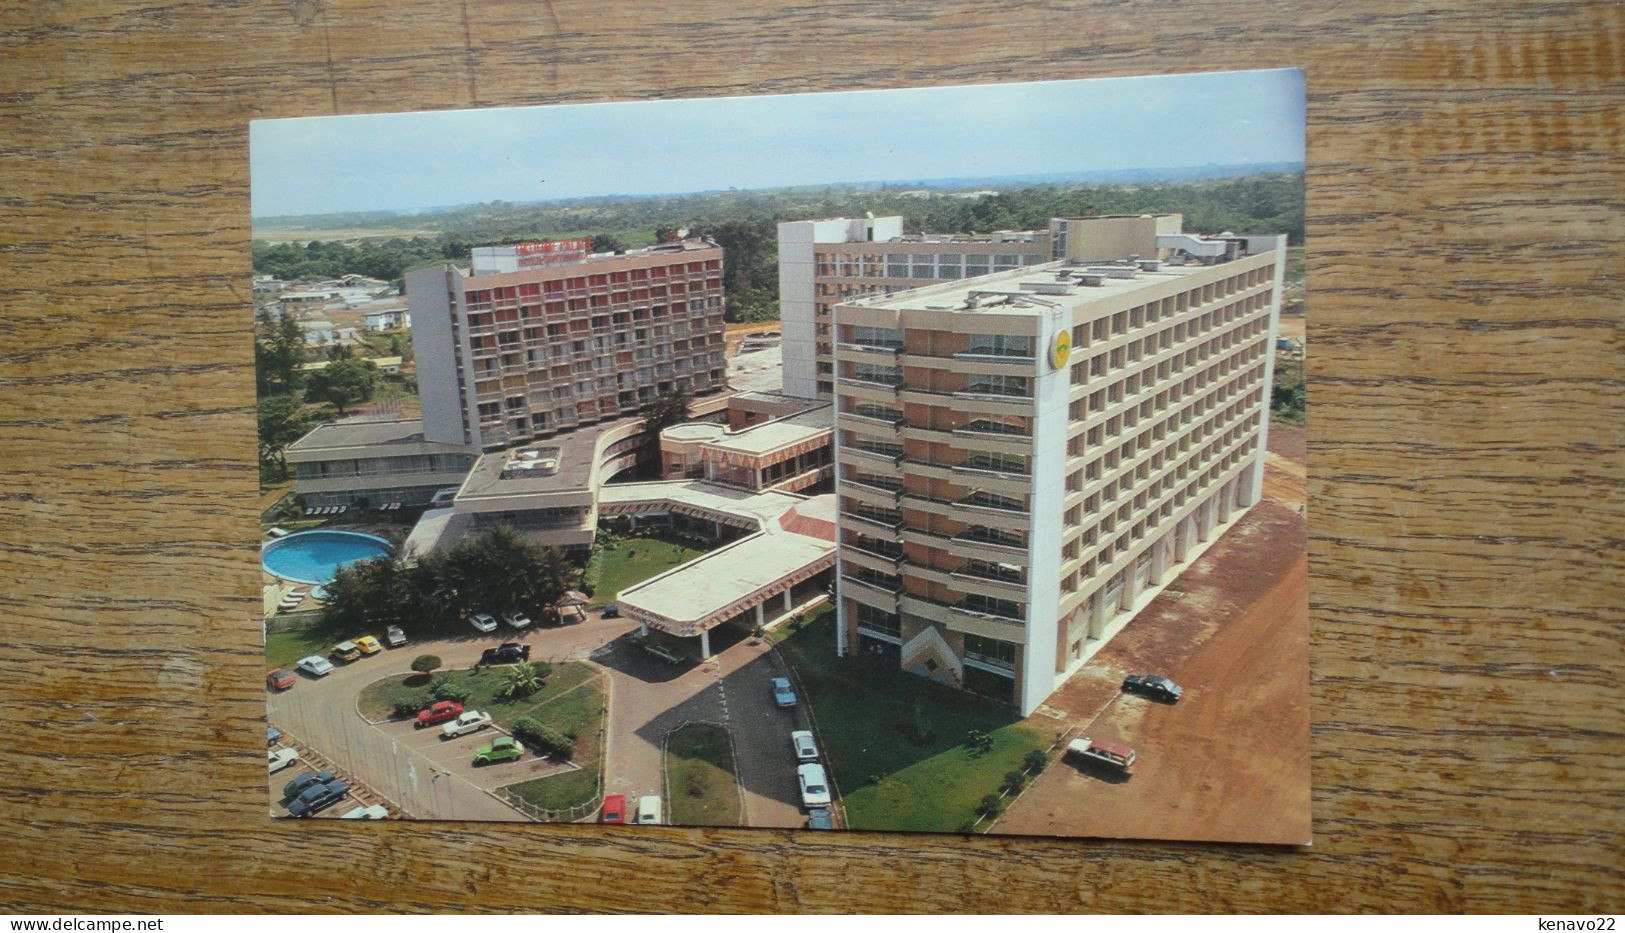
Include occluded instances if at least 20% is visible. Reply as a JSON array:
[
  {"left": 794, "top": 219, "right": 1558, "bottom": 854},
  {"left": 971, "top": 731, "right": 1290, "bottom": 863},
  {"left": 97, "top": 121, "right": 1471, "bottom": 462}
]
[{"left": 253, "top": 172, "right": 1305, "bottom": 323}]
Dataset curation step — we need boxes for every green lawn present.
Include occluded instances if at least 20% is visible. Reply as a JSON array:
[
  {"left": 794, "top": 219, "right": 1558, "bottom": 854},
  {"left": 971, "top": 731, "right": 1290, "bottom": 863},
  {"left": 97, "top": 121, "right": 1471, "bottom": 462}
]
[
  {"left": 265, "top": 625, "right": 341, "bottom": 670},
  {"left": 590, "top": 532, "right": 708, "bottom": 607},
  {"left": 772, "top": 606, "right": 1049, "bottom": 833},
  {"left": 499, "top": 678, "right": 608, "bottom": 814},
  {"left": 356, "top": 661, "right": 595, "bottom": 722},
  {"left": 664, "top": 723, "right": 741, "bottom": 827}
]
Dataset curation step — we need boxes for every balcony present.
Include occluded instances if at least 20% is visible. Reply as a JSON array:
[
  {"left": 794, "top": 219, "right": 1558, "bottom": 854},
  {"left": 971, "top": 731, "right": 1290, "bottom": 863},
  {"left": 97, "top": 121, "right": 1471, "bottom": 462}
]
[
  {"left": 837, "top": 341, "right": 904, "bottom": 364},
  {"left": 838, "top": 375, "right": 903, "bottom": 399},
  {"left": 842, "top": 507, "right": 903, "bottom": 536},
  {"left": 840, "top": 574, "right": 901, "bottom": 611},
  {"left": 839, "top": 442, "right": 905, "bottom": 468},
  {"left": 841, "top": 540, "right": 904, "bottom": 573}
]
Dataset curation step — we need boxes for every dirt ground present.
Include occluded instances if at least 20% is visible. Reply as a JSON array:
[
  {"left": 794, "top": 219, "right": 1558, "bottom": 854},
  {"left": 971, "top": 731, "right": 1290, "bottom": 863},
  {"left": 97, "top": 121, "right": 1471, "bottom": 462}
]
[{"left": 994, "top": 446, "right": 1311, "bottom": 845}]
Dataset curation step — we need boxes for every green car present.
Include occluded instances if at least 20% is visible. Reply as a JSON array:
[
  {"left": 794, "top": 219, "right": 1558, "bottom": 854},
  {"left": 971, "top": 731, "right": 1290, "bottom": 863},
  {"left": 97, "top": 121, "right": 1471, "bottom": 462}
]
[{"left": 474, "top": 736, "right": 524, "bottom": 766}]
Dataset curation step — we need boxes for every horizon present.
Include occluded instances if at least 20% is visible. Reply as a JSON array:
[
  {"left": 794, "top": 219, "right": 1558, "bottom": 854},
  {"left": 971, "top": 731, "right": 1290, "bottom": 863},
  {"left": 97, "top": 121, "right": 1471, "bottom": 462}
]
[
  {"left": 251, "top": 69, "right": 1304, "bottom": 219},
  {"left": 251, "top": 160, "right": 1306, "bottom": 225}
]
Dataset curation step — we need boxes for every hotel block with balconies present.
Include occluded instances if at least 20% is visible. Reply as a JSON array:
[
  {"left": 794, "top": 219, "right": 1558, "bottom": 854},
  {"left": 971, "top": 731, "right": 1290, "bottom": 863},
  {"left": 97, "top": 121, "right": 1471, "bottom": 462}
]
[
  {"left": 777, "top": 217, "right": 1052, "bottom": 400},
  {"left": 408, "top": 238, "right": 729, "bottom": 452},
  {"left": 832, "top": 217, "right": 1287, "bottom": 714}
]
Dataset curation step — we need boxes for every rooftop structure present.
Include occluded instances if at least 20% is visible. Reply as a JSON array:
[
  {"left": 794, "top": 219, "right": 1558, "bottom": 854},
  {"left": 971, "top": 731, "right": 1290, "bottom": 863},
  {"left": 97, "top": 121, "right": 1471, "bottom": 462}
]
[
  {"left": 777, "top": 216, "right": 1052, "bottom": 399},
  {"left": 613, "top": 490, "right": 837, "bottom": 656},
  {"left": 408, "top": 237, "right": 728, "bottom": 451},
  {"left": 831, "top": 219, "right": 1287, "bottom": 714},
  {"left": 660, "top": 400, "right": 833, "bottom": 494}
]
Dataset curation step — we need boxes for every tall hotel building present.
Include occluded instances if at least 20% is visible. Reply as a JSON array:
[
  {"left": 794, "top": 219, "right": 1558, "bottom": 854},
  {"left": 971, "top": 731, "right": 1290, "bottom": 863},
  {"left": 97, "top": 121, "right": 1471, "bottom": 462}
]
[
  {"left": 831, "top": 214, "right": 1286, "bottom": 714},
  {"left": 407, "top": 238, "right": 728, "bottom": 451},
  {"left": 777, "top": 217, "right": 1051, "bottom": 399}
]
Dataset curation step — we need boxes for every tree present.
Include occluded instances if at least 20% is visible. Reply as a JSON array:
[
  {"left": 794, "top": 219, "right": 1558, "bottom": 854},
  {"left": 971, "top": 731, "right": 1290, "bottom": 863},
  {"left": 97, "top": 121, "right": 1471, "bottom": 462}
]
[
  {"left": 636, "top": 386, "right": 691, "bottom": 478},
  {"left": 257, "top": 394, "right": 307, "bottom": 482},
  {"left": 304, "top": 357, "right": 378, "bottom": 414},
  {"left": 591, "top": 233, "right": 625, "bottom": 254},
  {"left": 411, "top": 655, "right": 442, "bottom": 675},
  {"left": 498, "top": 661, "right": 546, "bottom": 700}
]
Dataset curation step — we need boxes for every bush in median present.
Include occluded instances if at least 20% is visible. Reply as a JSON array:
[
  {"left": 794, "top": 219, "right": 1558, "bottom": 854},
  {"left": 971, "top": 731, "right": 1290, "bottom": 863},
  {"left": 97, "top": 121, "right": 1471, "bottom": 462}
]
[{"left": 512, "top": 716, "right": 575, "bottom": 761}]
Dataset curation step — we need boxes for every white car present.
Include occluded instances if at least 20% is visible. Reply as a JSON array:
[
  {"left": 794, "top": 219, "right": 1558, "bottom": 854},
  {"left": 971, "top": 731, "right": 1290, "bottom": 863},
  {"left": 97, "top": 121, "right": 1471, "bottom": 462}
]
[
  {"left": 339, "top": 805, "right": 389, "bottom": 820},
  {"left": 267, "top": 747, "right": 300, "bottom": 774},
  {"left": 635, "top": 795, "right": 662, "bottom": 825},
  {"left": 469, "top": 613, "right": 499, "bottom": 633},
  {"left": 797, "top": 763, "right": 832, "bottom": 808},
  {"left": 295, "top": 655, "right": 334, "bottom": 677},
  {"left": 790, "top": 730, "right": 818, "bottom": 762},
  {"left": 440, "top": 710, "right": 494, "bottom": 739},
  {"left": 502, "top": 611, "right": 532, "bottom": 630}
]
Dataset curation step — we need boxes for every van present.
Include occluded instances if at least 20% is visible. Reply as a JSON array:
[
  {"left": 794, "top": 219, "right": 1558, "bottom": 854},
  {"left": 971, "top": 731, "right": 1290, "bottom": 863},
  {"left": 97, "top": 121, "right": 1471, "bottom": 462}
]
[
  {"left": 635, "top": 795, "right": 663, "bottom": 825},
  {"left": 1065, "top": 736, "right": 1136, "bottom": 773}
]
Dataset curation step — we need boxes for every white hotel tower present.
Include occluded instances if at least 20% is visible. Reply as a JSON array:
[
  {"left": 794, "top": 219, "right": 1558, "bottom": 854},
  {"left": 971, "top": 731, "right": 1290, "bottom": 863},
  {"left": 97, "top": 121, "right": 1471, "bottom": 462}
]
[{"left": 830, "top": 214, "right": 1286, "bottom": 714}]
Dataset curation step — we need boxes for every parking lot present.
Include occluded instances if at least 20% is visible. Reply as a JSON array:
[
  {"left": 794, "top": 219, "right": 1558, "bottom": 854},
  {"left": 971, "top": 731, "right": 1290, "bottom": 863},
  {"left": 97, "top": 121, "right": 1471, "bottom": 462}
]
[{"left": 370, "top": 717, "right": 578, "bottom": 792}]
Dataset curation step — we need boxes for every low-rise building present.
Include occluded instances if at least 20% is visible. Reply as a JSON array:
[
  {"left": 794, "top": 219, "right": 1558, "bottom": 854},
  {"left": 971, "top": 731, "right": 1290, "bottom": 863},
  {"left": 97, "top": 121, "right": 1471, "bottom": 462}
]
[{"left": 286, "top": 419, "right": 477, "bottom": 510}]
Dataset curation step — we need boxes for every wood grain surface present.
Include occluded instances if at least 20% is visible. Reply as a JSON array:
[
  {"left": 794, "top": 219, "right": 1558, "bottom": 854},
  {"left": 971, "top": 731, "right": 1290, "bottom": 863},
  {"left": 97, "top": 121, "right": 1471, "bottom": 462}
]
[{"left": 1, "top": 0, "right": 1620, "bottom": 914}]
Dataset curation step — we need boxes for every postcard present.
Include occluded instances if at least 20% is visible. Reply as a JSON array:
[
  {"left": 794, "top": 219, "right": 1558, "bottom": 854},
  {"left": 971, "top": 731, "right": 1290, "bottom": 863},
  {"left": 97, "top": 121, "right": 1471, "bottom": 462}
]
[{"left": 252, "top": 68, "right": 1309, "bottom": 842}]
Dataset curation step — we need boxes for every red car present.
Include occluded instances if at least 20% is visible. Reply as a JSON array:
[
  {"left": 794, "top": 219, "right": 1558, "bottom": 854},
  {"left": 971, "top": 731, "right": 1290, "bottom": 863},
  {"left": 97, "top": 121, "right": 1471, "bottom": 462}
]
[
  {"left": 599, "top": 793, "right": 627, "bottom": 824},
  {"left": 415, "top": 700, "right": 464, "bottom": 728},
  {"left": 266, "top": 669, "right": 296, "bottom": 691}
]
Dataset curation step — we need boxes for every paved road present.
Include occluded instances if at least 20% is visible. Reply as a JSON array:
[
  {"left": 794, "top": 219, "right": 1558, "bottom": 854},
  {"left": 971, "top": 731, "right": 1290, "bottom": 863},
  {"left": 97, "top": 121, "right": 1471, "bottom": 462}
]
[{"left": 595, "top": 623, "right": 807, "bottom": 828}]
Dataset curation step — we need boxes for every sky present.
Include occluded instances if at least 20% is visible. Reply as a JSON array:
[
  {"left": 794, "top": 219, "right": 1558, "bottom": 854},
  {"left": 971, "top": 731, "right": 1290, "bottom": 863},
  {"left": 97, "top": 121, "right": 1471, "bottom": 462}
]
[{"left": 249, "top": 68, "right": 1304, "bottom": 219}]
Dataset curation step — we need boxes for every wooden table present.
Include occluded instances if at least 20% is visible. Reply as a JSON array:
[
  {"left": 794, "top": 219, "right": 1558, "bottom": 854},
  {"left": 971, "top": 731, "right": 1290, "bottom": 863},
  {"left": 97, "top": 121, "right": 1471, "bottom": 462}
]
[{"left": 1, "top": 0, "right": 1618, "bottom": 914}]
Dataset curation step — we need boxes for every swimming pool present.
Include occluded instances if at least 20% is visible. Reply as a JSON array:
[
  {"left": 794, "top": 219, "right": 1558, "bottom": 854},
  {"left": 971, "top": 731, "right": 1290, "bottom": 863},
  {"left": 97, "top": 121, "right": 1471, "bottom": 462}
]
[{"left": 262, "top": 530, "right": 393, "bottom": 585}]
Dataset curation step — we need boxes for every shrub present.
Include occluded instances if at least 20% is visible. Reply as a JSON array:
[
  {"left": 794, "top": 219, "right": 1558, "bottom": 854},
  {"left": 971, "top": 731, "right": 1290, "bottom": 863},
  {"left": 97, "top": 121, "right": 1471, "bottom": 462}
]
[
  {"left": 1022, "top": 749, "right": 1049, "bottom": 774},
  {"left": 411, "top": 655, "right": 441, "bottom": 675},
  {"left": 976, "top": 794, "right": 1004, "bottom": 819},
  {"left": 512, "top": 717, "right": 574, "bottom": 761},
  {"left": 430, "top": 676, "right": 470, "bottom": 703},
  {"left": 392, "top": 700, "right": 423, "bottom": 719},
  {"left": 685, "top": 770, "right": 706, "bottom": 798},
  {"left": 1002, "top": 770, "right": 1027, "bottom": 794}
]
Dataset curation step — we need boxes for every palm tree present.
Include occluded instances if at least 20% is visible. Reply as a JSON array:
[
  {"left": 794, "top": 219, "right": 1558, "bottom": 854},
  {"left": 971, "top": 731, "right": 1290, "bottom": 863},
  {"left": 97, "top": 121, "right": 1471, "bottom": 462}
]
[{"left": 498, "top": 661, "right": 545, "bottom": 700}]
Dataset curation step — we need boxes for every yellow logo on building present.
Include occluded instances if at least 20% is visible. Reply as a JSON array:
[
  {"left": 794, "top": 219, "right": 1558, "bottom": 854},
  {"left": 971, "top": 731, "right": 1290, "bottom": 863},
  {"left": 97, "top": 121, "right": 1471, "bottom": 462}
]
[{"left": 1051, "top": 329, "right": 1072, "bottom": 370}]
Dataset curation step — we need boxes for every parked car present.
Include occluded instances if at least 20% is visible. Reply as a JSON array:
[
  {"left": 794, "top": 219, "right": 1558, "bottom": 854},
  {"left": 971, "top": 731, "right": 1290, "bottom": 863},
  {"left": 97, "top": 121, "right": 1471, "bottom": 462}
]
[
  {"left": 599, "top": 793, "right": 627, "bottom": 824},
  {"left": 384, "top": 625, "right": 407, "bottom": 648},
  {"left": 286, "top": 778, "right": 349, "bottom": 817},
  {"left": 797, "top": 764, "right": 832, "bottom": 808},
  {"left": 502, "top": 611, "right": 532, "bottom": 630},
  {"left": 267, "top": 725, "right": 281, "bottom": 746},
  {"left": 267, "top": 747, "right": 300, "bottom": 774},
  {"left": 295, "top": 655, "right": 334, "bottom": 678},
  {"left": 1121, "top": 674, "right": 1183, "bottom": 703},
  {"left": 1065, "top": 737, "right": 1136, "bottom": 774},
  {"left": 474, "top": 736, "right": 524, "bottom": 766},
  {"left": 790, "top": 730, "right": 818, "bottom": 761},
  {"left": 469, "top": 613, "right": 499, "bottom": 633},
  {"left": 601, "top": 604, "right": 621, "bottom": 619},
  {"left": 770, "top": 676, "right": 797, "bottom": 708},
  {"left": 440, "top": 710, "right": 494, "bottom": 739},
  {"left": 480, "top": 642, "right": 531, "bottom": 665},
  {"left": 415, "top": 700, "right": 464, "bottom": 728},
  {"left": 806, "top": 807, "right": 833, "bottom": 830},
  {"left": 266, "top": 668, "right": 296, "bottom": 691},
  {"left": 329, "top": 641, "right": 361, "bottom": 664},
  {"left": 353, "top": 635, "right": 383, "bottom": 656},
  {"left": 281, "top": 769, "right": 335, "bottom": 801},
  {"left": 634, "top": 795, "right": 662, "bottom": 825},
  {"left": 339, "top": 805, "right": 389, "bottom": 820}
]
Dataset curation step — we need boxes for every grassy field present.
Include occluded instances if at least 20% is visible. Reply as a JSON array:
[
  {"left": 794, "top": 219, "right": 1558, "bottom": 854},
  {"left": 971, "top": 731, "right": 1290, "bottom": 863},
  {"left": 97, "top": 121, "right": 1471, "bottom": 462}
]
[
  {"left": 265, "top": 625, "right": 341, "bottom": 670},
  {"left": 356, "top": 661, "right": 595, "bottom": 722},
  {"left": 499, "top": 678, "right": 608, "bottom": 813},
  {"left": 663, "top": 723, "right": 741, "bottom": 827},
  {"left": 591, "top": 532, "right": 708, "bottom": 607},
  {"left": 772, "top": 607, "right": 1049, "bottom": 833}
]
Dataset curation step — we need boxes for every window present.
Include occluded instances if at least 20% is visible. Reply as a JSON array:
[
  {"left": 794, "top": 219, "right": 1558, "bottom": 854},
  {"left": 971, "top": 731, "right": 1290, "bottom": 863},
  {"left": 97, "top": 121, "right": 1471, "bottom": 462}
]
[
  {"left": 855, "top": 603, "right": 901, "bottom": 638},
  {"left": 851, "top": 362, "right": 902, "bottom": 385},
  {"left": 963, "top": 450, "right": 1027, "bottom": 475},
  {"left": 965, "top": 333, "right": 1032, "bottom": 357},
  {"left": 963, "top": 373, "right": 1029, "bottom": 397},
  {"left": 850, "top": 325, "right": 903, "bottom": 349}
]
